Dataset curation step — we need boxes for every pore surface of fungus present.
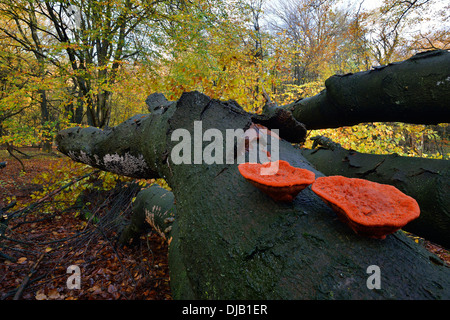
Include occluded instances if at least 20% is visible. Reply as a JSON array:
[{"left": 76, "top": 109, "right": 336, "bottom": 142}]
[
  {"left": 311, "top": 176, "right": 420, "bottom": 239},
  {"left": 238, "top": 160, "right": 315, "bottom": 202}
]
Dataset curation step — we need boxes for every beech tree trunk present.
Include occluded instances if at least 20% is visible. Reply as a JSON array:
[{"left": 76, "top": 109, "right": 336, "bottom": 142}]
[
  {"left": 301, "top": 144, "right": 450, "bottom": 248},
  {"left": 277, "top": 49, "right": 450, "bottom": 130},
  {"left": 56, "top": 90, "right": 450, "bottom": 300},
  {"left": 118, "top": 184, "right": 176, "bottom": 245}
]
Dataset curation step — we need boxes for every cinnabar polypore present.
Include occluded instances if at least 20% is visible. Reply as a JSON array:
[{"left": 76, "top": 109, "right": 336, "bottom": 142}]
[
  {"left": 311, "top": 176, "right": 420, "bottom": 239},
  {"left": 238, "top": 160, "right": 315, "bottom": 202}
]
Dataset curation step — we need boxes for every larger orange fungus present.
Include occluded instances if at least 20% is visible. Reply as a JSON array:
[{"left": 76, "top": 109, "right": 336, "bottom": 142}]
[
  {"left": 238, "top": 160, "right": 315, "bottom": 202},
  {"left": 311, "top": 176, "right": 420, "bottom": 239}
]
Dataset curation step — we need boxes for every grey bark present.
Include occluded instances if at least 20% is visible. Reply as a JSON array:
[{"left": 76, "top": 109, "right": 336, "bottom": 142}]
[{"left": 56, "top": 91, "right": 450, "bottom": 300}]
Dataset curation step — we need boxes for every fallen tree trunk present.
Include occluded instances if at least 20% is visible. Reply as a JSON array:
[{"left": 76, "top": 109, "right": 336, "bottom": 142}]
[
  {"left": 57, "top": 91, "right": 450, "bottom": 299},
  {"left": 119, "top": 184, "right": 176, "bottom": 245},
  {"left": 278, "top": 49, "right": 450, "bottom": 130},
  {"left": 301, "top": 143, "right": 450, "bottom": 248},
  {"left": 117, "top": 184, "right": 193, "bottom": 299}
]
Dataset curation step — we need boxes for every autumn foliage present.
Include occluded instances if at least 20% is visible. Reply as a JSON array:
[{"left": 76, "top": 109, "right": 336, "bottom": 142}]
[
  {"left": 0, "top": 0, "right": 448, "bottom": 160},
  {"left": 1, "top": 0, "right": 449, "bottom": 300}
]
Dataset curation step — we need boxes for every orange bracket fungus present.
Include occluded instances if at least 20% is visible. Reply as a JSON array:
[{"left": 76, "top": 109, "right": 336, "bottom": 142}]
[
  {"left": 238, "top": 160, "right": 315, "bottom": 202},
  {"left": 311, "top": 176, "right": 420, "bottom": 239}
]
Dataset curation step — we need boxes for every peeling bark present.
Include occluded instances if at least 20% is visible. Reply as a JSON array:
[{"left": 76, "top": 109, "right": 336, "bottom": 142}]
[{"left": 57, "top": 91, "right": 450, "bottom": 300}]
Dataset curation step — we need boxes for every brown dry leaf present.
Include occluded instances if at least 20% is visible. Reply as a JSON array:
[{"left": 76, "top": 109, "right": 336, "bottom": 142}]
[
  {"left": 0, "top": 155, "right": 173, "bottom": 301},
  {"left": 47, "top": 288, "right": 62, "bottom": 300},
  {"left": 35, "top": 290, "right": 47, "bottom": 300},
  {"left": 17, "top": 257, "right": 27, "bottom": 264},
  {"left": 107, "top": 284, "right": 117, "bottom": 293},
  {"left": 88, "top": 285, "right": 102, "bottom": 295}
]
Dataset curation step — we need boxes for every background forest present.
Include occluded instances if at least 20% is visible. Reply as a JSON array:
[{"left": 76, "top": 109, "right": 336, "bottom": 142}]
[{"left": 0, "top": 0, "right": 449, "bottom": 159}]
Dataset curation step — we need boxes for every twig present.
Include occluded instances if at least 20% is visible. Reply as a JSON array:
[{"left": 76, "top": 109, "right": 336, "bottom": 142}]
[
  {"left": 13, "top": 252, "right": 45, "bottom": 300},
  {"left": 0, "top": 235, "right": 34, "bottom": 245},
  {"left": 8, "top": 169, "right": 100, "bottom": 219},
  {"left": 1, "top": 245, "right": 41, "bottom": 255},
  {"left": 1, "top": 275, "right": 46, "bottom": 300},
  {"left": 5, "top": 142, "right": 25, "bottom": 172},
  {"left": 310, "top": 135, "right": 342, "bottom": 151},
  {"left": 10, "top": 145, "right": 31, "bottom": 158},
  {"left": 0, "top": 201, "right": 16, "bottom": 213},
  {"left": 0, "top": 251, "right": 17, "bottom": 262},
  {"left": 95, "top": 223, "right": 136, "bottom": 286}
]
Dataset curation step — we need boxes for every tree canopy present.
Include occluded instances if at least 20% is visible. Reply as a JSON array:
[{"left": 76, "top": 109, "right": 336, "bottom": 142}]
[{"left": 0, "top": 0, "right": 448, "bottom": 159}]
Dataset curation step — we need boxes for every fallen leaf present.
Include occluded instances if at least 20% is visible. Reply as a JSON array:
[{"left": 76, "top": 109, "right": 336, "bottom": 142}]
[
  {"left": 17, "top": 257, "right": 27, "bottom": 264},
  {"left": 107, "top": 284, "right": 117, "bottom": 293},
  {"left": 88, "top": 285, "right": 102, "bottom": 294},
  {"left": 47, "top": 288, "right": 62, "bottom": 300},
  {"left": 35, "top": 290, "right": 47, "bottom": 300}
]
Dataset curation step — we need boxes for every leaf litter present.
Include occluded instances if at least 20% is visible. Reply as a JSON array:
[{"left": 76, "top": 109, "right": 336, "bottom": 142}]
[{"left": 0, "top": 154, "right": 171, "bottom": 300}]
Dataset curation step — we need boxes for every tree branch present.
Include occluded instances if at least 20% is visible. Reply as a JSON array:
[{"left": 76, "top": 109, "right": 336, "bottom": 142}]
[
  {"left": 302, "top": 140, "right": 450, "bottom": 248},
  {"left": 279, "top": 49, "right": 450, "bottom": 129}
]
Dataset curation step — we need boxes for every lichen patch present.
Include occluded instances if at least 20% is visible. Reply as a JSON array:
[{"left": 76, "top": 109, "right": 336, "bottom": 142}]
[
  {"left": 102, "top": 152, "right": 148, "bottom": 175},
  {"left": 67, "top": 151, "right": 149, "bottom": 176}
]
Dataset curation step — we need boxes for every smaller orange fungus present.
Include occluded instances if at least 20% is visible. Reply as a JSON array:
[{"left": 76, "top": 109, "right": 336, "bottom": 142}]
[
  {"left": 311, "top": 176, "right": 420, "bottom": 239},
  {"left": 238, "top": 160, "right": 315, "bottom": 202}
]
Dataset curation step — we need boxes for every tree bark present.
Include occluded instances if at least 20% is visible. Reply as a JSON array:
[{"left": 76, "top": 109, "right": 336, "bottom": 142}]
[
  {"left": 118, "top": 184, "right": 176, "bottom": 245},
  {"left": 279, "top": 49, "right": 450, "bottom": 130},
  {"left": 29, "top": 8, "right": 52, "bottom": 152},
  {"left": 301, "top": 142, "right": 450, "bottom": 248},
  {"left": 57, "top": 91, "right": 450, "bottom": 300}
]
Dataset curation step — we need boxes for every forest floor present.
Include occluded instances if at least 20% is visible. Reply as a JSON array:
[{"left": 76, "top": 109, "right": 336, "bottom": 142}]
[
  {"left": 1, "top": 148, "right": 449, "bottom": 300},
  {"left": 0, "top": 148, "right": 171, "bottom": 300}
]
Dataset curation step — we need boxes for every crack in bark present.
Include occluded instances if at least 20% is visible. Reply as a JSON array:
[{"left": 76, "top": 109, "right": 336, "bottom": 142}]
[{"left": 356, "top": 158, "right": 386, "bottom": 178}]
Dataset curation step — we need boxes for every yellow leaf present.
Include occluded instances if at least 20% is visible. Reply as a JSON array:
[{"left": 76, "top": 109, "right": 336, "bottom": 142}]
[
  {"left": 45, "top": 247, "right": 52, "bottom": 252},
  {"left": 17, "top": 257, "right": 27, "bottom": 264}
]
